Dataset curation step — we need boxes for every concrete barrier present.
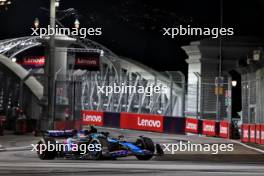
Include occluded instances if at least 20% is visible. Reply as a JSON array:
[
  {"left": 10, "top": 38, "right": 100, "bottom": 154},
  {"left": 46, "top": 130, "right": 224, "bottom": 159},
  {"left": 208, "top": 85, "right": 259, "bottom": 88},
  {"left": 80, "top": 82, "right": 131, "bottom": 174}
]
[
  {"left": 202, "top": 119, "right": 219, "bottom": 137},
  {"left": 256, "top": 124, "right": 261, "bottom": 144},
  {"left": 163, "top": 116, "right": 185, "bottom": 134},
  {"left": 81, "top": 110, "right": 104, "bottom": 126},
  {"left": 249, "top": 124, "right": 256, "bottom": 143},
  {"left": 54, "top": 110, "right": 264, "bottom": 146},
  {"left": 241, "top": 124, "right": 250, "bottom": 143},
  {"left": 185, "top": 118, "right": 202, "bottom": 134},
  {"left": 261, "top": 124, "right": 264, "bottom": 145},
  {"left": 219, "top": 121, "right": 230, "bottom": 138},
  {"left": 120, "top": 112, "right": 164, "bottom": 132},
  {"left": 104, "top": 112, "right": 120, "bottom": 128}
]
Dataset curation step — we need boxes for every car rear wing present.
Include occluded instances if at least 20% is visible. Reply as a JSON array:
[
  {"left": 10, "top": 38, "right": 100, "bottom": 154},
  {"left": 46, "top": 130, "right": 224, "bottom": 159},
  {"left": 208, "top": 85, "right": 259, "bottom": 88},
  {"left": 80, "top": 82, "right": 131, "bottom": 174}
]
[{"left": 43, "top": 130, "right": 75, "bottom": 138}]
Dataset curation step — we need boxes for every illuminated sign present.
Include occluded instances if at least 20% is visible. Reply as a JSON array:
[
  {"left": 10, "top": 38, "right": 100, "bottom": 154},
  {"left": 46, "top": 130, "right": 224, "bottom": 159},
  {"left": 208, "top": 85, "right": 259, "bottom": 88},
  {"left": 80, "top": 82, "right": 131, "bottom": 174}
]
[
  {"left": 19, "top": 56, "right": 45, "bottom": 68},
  {"left": 74, "top": 52, "right": 100, "bottom": 70}
]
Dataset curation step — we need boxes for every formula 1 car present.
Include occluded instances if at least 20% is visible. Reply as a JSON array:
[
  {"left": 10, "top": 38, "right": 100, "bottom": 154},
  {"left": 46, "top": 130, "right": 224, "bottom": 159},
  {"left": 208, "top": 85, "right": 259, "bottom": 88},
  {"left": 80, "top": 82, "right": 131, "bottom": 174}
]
[{"left": 36, "top": 128, "right": 163, "bottom": 160}]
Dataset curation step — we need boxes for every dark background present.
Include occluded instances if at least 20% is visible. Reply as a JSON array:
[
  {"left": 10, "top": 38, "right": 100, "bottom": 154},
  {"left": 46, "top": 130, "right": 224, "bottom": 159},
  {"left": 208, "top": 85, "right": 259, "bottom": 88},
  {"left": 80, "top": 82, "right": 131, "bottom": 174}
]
[{"left": 1, "top": 0, "right": 264, "bottom": 74}]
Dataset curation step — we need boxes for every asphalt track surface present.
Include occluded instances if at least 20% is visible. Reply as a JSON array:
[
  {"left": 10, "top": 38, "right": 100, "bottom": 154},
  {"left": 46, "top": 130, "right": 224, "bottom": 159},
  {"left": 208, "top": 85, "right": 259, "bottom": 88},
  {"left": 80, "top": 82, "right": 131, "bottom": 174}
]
[{"left": 0, "top": 127, "right": 264, "bottom": 176}]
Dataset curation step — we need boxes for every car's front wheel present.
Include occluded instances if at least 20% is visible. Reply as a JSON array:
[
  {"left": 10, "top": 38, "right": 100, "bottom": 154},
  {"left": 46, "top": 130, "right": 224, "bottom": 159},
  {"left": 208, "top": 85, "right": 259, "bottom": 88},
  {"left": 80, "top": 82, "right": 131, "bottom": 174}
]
[{"left": 135, "top": 137, "right": 155, "bottom": 160}]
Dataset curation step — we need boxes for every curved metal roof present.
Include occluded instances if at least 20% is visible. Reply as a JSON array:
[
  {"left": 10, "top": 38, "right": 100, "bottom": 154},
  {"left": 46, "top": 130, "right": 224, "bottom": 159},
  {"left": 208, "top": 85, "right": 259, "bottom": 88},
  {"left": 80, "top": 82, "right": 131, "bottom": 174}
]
[{"left": 0, "top": 54, "right": 43, "bottom": 100}]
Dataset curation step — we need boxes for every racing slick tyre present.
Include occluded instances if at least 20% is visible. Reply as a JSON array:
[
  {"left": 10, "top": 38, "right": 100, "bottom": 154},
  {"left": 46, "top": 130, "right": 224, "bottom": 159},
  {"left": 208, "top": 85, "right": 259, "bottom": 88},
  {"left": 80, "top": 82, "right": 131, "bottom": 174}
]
[
  {"left": 88, "top": 138, "right": 108, "bottom": 160},
  {"left": 135, "top": 137, "right": 155, "bottom": 160},
  {"left": 37, "top": 138, "right": 57, "bottom": 160}
]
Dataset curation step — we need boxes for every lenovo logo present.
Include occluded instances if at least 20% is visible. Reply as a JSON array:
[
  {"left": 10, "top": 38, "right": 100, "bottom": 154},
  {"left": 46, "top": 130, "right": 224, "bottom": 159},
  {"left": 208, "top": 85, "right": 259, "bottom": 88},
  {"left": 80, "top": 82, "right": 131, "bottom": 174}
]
[
  {"left": 261, "top": 131, "right": 264, "bottom": 139},
  {"left": 83, "top": 115, "right": 102, "bottom": 122},
  {"left": 186, "top": 123, "right": 197, "bottom": 130},
  {"left": 220, "top": 126, "right": 227, "bottom": 134},
  {"left": 203, "top": 125, "right": 214, "bottom": 132},
  {"left": 243, "top": 130, "right": 249, "bottom": 138},
  {"left": 137, "top": 117, "right": 161, "bottom": 128},
  {"left": 256, "top": 130, "right": 260, "bottom": 139},
  {"left": 76, "top": 58, "right": 98, "bottom": 66}
]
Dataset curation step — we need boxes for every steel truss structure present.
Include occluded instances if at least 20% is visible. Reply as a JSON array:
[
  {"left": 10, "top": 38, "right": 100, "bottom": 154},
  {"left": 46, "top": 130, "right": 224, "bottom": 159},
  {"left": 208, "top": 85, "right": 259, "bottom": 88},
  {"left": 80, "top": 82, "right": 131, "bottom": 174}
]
[{"left": 0, "top": 36, "right": 184, "bottom": 116}]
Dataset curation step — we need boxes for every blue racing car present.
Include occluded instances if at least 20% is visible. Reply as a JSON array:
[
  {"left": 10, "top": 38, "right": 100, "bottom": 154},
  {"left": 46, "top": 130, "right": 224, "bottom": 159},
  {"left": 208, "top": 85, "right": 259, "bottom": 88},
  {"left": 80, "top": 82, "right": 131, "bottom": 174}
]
[{"left": 36, "top": 126, "right": 163, "bottom": 160}]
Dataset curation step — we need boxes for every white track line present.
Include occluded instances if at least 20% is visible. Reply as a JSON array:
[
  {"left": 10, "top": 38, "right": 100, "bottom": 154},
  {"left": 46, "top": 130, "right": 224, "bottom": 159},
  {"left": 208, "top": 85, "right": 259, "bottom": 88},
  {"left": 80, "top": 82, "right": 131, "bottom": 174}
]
[{"left": 231, "top": 140, "right": 264, "bottom": 154}]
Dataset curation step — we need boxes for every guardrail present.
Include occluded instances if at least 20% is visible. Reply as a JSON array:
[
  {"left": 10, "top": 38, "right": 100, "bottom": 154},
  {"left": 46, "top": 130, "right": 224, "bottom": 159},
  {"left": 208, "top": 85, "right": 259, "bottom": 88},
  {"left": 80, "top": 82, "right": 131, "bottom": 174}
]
[
  {"left": 241, "top": 123, "right": 264, "bottom": 145},
  {"left": 54, "top": 110, "right": 264, "bottom": 146},
  {"left": 53, "top": 110, "right": 235, "bottom": 139}
]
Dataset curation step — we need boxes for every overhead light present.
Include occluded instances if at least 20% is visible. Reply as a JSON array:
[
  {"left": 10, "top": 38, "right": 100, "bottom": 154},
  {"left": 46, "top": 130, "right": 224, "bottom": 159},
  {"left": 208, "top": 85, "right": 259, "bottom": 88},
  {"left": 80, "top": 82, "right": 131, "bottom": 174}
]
[
  {"left": 55, "top": 0, "right": 60, "bottom": 7},
  {"left": 11, "top": 58, "right": 16, "bottom": 62},
  {"left": 232, "top": 80, "right": 237, "bottom": 87},
  {"left": 253, "top": 49, "right": 261, "bottom": 61},
  {"left": 34, "top": 18, "right": 39, "bottom": 28},
  {"left": 100, "top": 50, "right": 104, "bottom": 57},
  {"left": 0, "top": 0, "right": 11, "bottom": 7},
  {"left": 74, "top": 19, "right": 80, "bottom": 29}
]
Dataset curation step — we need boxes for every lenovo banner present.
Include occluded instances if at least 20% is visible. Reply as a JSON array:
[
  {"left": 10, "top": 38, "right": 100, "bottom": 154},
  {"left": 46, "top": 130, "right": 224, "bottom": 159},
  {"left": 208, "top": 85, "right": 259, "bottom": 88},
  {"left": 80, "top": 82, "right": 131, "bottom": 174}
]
[
  {"left": 120, "top": 112, "right": 163, "bottom": 132},
  {"left": 255, "top": 124, "right": 261, "bottom": 144},
  {"left": 163, "top": 116, "right": 185, "bottom": 134},
  {"left": 202, "top": 120, "right": 219, "bottom": 136},
  {"left": 74, "top": 52, "right": 100, "bottom": 70},
  {"left": 219, "top": 121, "right": 230, "bottom": 138},
  {"left": 81, "top": 110, "right": 104, "bottom": 126},
  {"left": 261, "top": 124, "right": 264, "bottom": 145},
  {"left": 185, "top": 118, "right": 200, "bottom": 134},
  {"left": 241, "top": 124, "right": 250, "bottom": 143},
  {"left": 249, "top": 124, "right": 256, "bottom": 143},
  {"left": 19, "top": 56, "right": 45, "bottom": 68},
  {"left": 104, "top": 112, "right": 120, "bottom": 128}
]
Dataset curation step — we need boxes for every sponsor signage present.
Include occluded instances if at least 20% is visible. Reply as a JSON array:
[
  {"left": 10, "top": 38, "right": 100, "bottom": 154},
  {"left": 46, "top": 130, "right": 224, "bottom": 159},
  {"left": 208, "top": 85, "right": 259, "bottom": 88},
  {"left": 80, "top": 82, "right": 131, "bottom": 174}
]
[
  {"left": 19, "top": 56, "right": 45, "bottom": 68},
  {"left": 202, "top": 120, "right": 218, "bottom": 136},
  {"left": 219, "top": 121, "right": 230, "bottom": 138},
  {"left": 255, "top": 124, "right": 261, "bottom": 144},
  {"left": 120, "top": 112, "right": 163, "bottom": 132},
  {"left": 185, "top": 118, "right": 199, "bottom": 134},
  {"left": 261, "top": 124, "right": 264, "bottom": 145},
  {"left": 81, "top": 110, "right": 103, "bottom": 126},
  {"left": 249, "top": 124, "right": 256, "bottom": 143},
  {"left": 74, "top": 52, "right": 100, "bottom": 70},
  {"left": 241, "top": 124, "right": 250, "bottom": 143}
]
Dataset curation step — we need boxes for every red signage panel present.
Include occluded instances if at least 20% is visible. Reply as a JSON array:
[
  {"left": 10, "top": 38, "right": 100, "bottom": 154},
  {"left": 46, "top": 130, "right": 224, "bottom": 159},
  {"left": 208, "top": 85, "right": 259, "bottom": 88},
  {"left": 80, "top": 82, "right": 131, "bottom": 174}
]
[
  {"left": 255, "top": 124, "right": 261, "bottom": 144},
  {"left": 120, "top": 112, "right": 163, "bottom": 132},
  {"left": 261, "top": 124, "right": 264, "bottom": 145},
  {"left": 185, "top": 118, "right": 199, "bottom": 134},
  {"left": 219, "top": 121, "right": 230, "bottom": 138},
  {"left": 202, "top": 119, "right": 219, "bottom": 136},
  {"left": 249, "top": 124, "right": 256, "bottom": 143},
  {"left": 81, "top": 110, "right": 104, "bottom": 126},
  {"left": 19, "top": 56, "right": 45, "bottom": 68},
  {"left": 241, "top": 124, "right": 250, "bottom": 143},
  {"left": 74, "top": 52, "right": 100, "bottom": 70}
]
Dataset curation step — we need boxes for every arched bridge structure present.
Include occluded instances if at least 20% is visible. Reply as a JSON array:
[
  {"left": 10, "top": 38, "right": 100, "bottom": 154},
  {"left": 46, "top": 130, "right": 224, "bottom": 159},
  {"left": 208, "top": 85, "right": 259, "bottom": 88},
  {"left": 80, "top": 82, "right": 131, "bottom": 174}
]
[{"left": 0, "top": 36, "right": 184, "bottom": 117}]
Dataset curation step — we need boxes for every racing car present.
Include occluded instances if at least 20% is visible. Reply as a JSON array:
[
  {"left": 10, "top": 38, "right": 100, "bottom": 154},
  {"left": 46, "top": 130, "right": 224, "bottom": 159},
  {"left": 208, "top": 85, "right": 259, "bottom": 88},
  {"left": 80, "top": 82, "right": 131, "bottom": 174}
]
[{"left": 36, "top": 127, "right": 163, "bottom": 160}]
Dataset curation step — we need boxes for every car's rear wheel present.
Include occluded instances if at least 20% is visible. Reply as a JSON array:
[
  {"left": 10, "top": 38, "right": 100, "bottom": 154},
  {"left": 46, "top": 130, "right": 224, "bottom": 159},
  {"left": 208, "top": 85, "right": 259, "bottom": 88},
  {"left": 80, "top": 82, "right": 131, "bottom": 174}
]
[
  {"left": 135, "top": 137, "right": 154, "bottom": 160},
  {"left": 37, "top": 138, "right": 56, "bottom": 160}
]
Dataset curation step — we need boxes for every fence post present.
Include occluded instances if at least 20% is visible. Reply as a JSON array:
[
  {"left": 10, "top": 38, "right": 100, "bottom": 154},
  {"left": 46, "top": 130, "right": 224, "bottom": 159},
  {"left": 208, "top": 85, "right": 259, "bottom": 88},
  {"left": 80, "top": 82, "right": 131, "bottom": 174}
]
[
  {"left": 170, "top": 75, "right": 173, "bottom": 116},
  {"left": 194, "top": 72, "right": 200, "bottom": 119}
]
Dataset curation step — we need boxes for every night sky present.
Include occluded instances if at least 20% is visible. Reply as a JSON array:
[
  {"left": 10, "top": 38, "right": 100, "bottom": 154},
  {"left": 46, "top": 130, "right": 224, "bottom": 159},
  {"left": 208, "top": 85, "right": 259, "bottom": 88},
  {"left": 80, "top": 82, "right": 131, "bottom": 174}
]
[{"left": 1, "top": 0, "right": 264, "bottom": 75}]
